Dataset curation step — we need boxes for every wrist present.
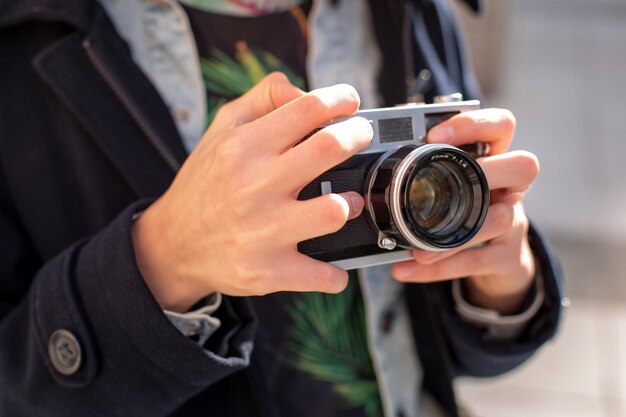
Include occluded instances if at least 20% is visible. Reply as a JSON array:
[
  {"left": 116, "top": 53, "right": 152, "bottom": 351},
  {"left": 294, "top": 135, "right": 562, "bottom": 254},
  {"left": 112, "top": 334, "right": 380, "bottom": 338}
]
[
  {"left": 464, "top": 240, "right": 536, "bottom": 314},
  {"left": 132, "top": 200, "right": 211, "bottom": 312},
  {"left": 464, "top": 273, "right": 534, "bottom": 315}
]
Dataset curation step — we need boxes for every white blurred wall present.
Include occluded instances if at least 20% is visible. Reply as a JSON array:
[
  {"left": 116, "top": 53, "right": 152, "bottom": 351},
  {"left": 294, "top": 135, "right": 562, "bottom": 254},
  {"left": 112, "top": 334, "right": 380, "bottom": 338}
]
[
  {"left": 456, "top": 0, "right": 626, "bottom": 241},
  {"left": 453, "top": 6, "right": 626, "bottom": 416}
]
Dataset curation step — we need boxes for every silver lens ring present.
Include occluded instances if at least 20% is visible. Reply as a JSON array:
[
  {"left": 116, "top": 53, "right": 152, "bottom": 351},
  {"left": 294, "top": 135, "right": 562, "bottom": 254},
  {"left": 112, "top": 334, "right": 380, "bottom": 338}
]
[
  {"left": 365, "top": 144, "right": 487, "bottom": 251},
  {"left": 390, "top": 144, "right": 488, "bottom": 251},
  {"left": 389, "top": 145, "right": 454, "bottom": 251}
]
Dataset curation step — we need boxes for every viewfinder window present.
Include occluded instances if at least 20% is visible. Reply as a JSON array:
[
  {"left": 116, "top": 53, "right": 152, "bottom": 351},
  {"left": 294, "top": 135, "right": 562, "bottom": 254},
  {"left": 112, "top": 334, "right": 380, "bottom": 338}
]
[{"left": 379, "top": 117, "right": 413, "bottom": 143}]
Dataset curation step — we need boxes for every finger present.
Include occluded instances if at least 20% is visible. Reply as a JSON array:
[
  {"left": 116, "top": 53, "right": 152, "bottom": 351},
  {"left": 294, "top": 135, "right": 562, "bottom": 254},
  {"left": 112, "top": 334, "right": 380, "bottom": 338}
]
[
  {"left": 270, "top": 252, "right": 349, "bottom": 294},
  {"left": 285, "top": 192, "right": 364, "bottom": 243},
  {"left": 341, "top": 191, "right": 366, "bottom": 220},
  {"left": 241, "top": 83, "right": 361, "bottom": 154},
  {"left": 392, "top": 242, "right": 506, "bottom": 283},
  {"left": 427, "top": 108, "right": 516, "bottom": 155},
  {"left": 479, "top": 150, "right": 540, "bottom": 192},
  {"left": 275, "top": 117, "right": 373, "bottom": 191},
  {"left": 209, "top": 72, "right": 305, "bottom": 132},
  {"left": 411, "top": 202, "right": 514, "bottom": 265}
]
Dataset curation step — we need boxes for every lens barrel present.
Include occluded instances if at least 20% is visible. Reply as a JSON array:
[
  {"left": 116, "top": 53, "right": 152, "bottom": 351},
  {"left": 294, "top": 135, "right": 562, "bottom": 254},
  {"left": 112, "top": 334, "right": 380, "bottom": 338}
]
[{"left": 366, "top": 144, "right": 489, "bottom": 251}]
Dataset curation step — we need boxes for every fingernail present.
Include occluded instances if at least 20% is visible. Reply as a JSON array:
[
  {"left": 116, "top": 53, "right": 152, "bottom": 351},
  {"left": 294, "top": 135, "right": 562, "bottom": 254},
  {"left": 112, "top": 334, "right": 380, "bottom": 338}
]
[
  {"left": 428, "top": 126, "right": 453, "bottom": 143},
  {"left": 349, "top": 194, "right": 364, "bottom": 218},
  {"left": 393, "top": 263, "right": 416, "bottom": 280}
]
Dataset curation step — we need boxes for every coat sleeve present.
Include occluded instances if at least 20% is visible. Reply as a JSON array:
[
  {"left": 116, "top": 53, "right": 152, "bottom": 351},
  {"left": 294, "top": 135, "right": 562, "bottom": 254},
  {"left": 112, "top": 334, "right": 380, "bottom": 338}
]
[
  {"left": 0, "top": 193, "right": 257, "bottom": 416},
  {"left": 0, "top": 18, "right": 258, "bottom": 416},
  {"left": 435, "top": 222, "right": 564, "bottom": 377}
]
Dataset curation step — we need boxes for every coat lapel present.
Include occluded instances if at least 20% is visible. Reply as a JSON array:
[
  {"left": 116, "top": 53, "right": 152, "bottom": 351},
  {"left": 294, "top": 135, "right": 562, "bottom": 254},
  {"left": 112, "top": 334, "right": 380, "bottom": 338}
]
[{"left": 32, "top": 6, "right": 188, "bottom": 199}]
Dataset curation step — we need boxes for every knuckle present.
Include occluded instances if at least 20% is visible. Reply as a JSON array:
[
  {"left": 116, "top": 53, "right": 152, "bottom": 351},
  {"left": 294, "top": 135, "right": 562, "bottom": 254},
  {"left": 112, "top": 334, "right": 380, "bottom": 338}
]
[
  {"left": 491, "top": 203, "right": 515, "bottom": 231},
  {"left": 349, "top": 117, "right": 374, "bottom": 148},
  {"left": 233, "top": 260, "right": 273, "bottom": 294},
  {"left": 223, "top": 227, "right": 249, "bottom": 252},
  {"left": 229, "top": 185, "right": 272, "bottom": 226},
  {"left": 265, "top": 71, "right": 289, "bottom": 85},
  {"left": 216, "top": 100, "right": 237, "bottom": 119},
  {"left": 517, "top": 151, "right": 540, "bottom": 183},
  {"left": 305, "top": 84, "right": 360, "bottom": 118},
  {"left": 316, "top": 266, "right": 347, "bottom": 293},
  {"left": 513, "top": 205, "right": 530, "bottom": 234},
  {"left": 232, "top": 260, "right": 257, "bottom": 286},
  {"left": 316, "top": 117, "right": 372, "bottom": 157},
  {"left": 315, "top": 129, "right": 352, "bottom": 159},
  {"left": 214, "top": 137, "right": 242, "bottom": 165},
  {"left": 497, "top": 108, "right": 517, "bottom": 135},
  {"left": 333, "top": 83, "right": 361, "bottom": 109},
  {"left": 228, "top": 190, "right": 252, "bottom": 220},
  {"left": 299, "top": 93, "right": 332, "bottom": 120}
]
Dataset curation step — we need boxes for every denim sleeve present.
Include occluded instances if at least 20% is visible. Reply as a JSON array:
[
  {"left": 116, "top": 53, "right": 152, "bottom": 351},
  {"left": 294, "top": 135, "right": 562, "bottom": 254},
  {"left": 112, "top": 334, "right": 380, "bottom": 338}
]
[{"left": 164, "top": 293, "right": 223, "bottom": 346}]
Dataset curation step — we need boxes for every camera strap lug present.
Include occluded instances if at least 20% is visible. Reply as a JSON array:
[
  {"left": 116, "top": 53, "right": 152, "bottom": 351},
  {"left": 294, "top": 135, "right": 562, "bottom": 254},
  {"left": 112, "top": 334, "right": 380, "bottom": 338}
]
[{"left": 378, "top": 233, "right": 397, "bottom": 250}]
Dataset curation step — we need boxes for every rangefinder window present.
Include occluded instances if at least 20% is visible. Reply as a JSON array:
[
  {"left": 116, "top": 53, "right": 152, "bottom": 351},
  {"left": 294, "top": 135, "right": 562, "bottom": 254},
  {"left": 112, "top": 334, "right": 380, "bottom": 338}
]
[{"left": 378, "top": 117, "right": 413, "bottom": 143}]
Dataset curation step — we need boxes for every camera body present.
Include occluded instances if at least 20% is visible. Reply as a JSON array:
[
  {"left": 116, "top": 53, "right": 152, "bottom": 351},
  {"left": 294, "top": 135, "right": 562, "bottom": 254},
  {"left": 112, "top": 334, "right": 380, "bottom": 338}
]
[{"left": 297, "top": 98, "right": 490, "bottom": 270}]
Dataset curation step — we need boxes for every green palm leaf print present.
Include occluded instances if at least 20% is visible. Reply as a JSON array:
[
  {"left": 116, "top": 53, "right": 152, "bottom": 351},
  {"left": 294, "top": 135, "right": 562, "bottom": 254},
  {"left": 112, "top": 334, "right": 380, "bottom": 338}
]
[
  {"left": 200, "top": 41, "right": 305, "bottom": 124},
  {"left": 286, "top": 283, "right": 383, "bottom": 417}
]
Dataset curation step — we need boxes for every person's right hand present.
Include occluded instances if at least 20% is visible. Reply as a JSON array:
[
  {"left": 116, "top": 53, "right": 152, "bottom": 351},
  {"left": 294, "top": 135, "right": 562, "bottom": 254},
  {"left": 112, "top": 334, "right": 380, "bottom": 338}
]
[{"left": 132, "top": 73, "right": 373, "bottom": 312}]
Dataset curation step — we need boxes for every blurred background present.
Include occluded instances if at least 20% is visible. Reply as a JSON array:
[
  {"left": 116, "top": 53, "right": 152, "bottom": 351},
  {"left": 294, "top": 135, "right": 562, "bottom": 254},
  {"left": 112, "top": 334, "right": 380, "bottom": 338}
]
[{"left": 451, "top": 0, "right": 626, "bottom": 416}]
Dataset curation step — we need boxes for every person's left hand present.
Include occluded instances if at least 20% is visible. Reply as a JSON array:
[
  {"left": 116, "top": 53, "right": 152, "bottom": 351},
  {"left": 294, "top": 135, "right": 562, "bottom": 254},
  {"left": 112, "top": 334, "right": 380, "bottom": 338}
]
[{"left": 390, "top": 108, "right": 538, "bottom": 315}]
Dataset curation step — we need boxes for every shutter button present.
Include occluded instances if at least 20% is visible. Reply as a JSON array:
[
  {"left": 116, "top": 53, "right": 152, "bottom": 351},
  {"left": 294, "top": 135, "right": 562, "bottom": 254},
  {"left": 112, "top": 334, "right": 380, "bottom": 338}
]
[{"left": 48, "top": 329, "right": 82, "bottom": 375}]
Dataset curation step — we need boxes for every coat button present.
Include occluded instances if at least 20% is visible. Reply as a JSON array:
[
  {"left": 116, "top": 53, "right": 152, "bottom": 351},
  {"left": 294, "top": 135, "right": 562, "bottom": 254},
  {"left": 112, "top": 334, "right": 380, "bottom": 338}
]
[
  {"left": 381, "top": 309, "right": 396, "bottom": 334},
  {"left": 48, "top": 329, "right": 82, "bottom": 375}
]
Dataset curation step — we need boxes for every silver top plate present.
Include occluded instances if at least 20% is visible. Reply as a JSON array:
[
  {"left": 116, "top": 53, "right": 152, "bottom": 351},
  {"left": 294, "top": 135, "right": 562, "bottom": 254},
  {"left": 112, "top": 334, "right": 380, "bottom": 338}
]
[{"left": 327, "top": 100, "right": 481, "bottom": 155}]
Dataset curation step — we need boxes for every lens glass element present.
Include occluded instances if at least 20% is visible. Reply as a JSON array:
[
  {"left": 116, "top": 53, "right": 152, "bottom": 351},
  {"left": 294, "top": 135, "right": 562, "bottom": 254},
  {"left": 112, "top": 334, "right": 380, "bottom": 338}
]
[{"left": 407, "top": 160, "right": 474, "bottom": 239}]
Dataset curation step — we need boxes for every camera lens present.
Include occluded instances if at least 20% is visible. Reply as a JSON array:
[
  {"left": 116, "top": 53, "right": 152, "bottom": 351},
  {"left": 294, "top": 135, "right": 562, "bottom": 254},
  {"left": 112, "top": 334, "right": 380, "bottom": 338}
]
[
  {"left": 407, "top": 160, "right": 471, "bottom": 237},
  {"left": 366, "top": 144, "right": 489, "bottom": 251}
]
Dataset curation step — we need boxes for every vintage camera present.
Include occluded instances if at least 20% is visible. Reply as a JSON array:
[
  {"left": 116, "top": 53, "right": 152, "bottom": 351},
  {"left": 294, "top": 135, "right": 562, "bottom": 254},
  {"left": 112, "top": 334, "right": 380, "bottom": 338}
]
[{"left": 297, "top": 96, "right": 490, "bottom": 270}]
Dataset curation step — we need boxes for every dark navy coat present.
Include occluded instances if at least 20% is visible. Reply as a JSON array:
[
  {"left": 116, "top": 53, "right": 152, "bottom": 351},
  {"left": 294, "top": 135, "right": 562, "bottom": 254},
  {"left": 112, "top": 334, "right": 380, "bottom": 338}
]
[{"left": 0, "top": 0, "right": 563, "bottom": 416}]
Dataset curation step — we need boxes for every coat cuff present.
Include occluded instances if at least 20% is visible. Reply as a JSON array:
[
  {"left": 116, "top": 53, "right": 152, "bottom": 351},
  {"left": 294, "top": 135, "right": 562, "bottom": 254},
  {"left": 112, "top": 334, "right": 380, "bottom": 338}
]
[
  {"left": 437, "top": 222, "right": 564, "bottom": 377},
  {"left": 35, "top": 200, "right": 257, "bottom": 390}
]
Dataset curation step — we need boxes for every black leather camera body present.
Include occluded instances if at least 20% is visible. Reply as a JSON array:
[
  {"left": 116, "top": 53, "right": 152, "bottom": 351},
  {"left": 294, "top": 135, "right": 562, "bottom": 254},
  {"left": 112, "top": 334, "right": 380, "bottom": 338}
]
[{"left": 298, "top": 97, "right": 490, "bottom": 270}]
